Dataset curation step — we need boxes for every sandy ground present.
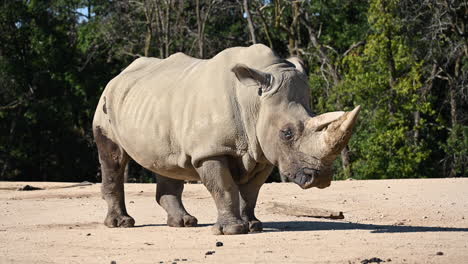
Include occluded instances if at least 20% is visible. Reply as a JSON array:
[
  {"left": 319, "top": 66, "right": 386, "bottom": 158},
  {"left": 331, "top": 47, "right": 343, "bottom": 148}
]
[{"left": 1, "top": 178, "right": 467, "bottom": 264}]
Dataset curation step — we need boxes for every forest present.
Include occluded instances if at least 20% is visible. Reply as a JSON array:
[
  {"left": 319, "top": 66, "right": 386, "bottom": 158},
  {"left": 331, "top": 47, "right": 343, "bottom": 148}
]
[{"left": 0, "top": 0, "right": 466, "bottom": 182}]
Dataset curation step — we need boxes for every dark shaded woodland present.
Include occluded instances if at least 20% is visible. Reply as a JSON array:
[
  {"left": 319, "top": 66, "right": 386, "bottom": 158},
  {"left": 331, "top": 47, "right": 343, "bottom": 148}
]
[{"left": 1, "top": 0, "right": 466, "bottom": 182}]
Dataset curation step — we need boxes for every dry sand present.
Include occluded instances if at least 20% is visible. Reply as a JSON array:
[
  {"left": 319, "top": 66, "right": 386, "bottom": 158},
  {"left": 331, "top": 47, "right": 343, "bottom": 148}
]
[{"left": 1, "top": 178, "right": 467, "bottom": 264}]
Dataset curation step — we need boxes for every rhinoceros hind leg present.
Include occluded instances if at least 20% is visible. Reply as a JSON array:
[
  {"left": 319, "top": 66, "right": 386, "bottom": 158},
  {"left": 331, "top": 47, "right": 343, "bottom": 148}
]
[
  {"left": 239, "top": 166, "right": 274, "bottom": 232},
  {"left": 94, "top": 126, "right": 134, "bottom": 228},
  {"left": 196, "top": 157, "right": 248, "bottom": 235},
  {"left": 156, "top": 175, "right": 198, "bottom": 227}
]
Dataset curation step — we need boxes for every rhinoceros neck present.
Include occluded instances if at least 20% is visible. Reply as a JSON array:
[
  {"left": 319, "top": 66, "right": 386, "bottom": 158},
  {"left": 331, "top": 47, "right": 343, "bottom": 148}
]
[{"left": 233, "top": 82, "right": 266, "bottom": 163}]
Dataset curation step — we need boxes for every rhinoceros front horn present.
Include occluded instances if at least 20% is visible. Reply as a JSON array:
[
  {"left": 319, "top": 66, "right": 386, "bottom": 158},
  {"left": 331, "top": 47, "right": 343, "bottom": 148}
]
[{"left": 307, "top": 106, "right": 361, "bottom": 160}]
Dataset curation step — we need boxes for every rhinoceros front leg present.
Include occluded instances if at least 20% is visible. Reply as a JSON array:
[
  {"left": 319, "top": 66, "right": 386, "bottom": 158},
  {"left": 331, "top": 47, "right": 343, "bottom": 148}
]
[
  {"left": 196, "top": 157, "right": 248, "bottom": 235},
  {"left": 155, "top": 175, "right": 198, "bottom": 227},
  {"left": 94, "top": 127, "right": 135, "bottom": 228},
  {"left": 239, "top": 166, "right": 274, "bottom": 232}
]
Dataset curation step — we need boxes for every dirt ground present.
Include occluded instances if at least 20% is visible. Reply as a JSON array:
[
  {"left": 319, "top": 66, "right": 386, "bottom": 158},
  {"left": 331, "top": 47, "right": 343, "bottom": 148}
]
[{"left": 1, "top": 178, "right": 467, "bottom": 264}]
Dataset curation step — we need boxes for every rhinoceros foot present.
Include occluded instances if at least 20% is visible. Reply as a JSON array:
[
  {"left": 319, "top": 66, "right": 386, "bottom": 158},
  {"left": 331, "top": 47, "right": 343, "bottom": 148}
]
[
  {"left": 247, "top": 220, "right": 263, "bottom": 232},
  {"left": 104, "top": 214, "right": 135, "bottom": 228},
  {"left": 212, "top": 220, "right": 249, "bottom": 235},
  {"left": 167, "top": 214, "right": 198, "bottom": 227}
]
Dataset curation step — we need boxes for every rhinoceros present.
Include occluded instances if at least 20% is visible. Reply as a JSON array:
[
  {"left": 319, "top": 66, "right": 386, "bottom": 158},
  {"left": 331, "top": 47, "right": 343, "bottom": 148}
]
[{"left": 92, "top": 44, "right": 360, "bottom": 235}]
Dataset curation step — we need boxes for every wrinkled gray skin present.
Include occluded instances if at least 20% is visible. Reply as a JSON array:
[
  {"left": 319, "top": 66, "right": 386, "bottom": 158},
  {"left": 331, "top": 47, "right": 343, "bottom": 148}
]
[{"left": 92, "top": 44, "right": 360, "bottom": 235}]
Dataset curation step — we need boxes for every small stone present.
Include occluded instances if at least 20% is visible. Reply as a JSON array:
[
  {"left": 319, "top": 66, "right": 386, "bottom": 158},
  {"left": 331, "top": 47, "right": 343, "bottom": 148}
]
[
  {"left": 181, "top": 259, "right": 188, "bottom": 261},
  {"left": 110, "top": 261, "right": 116, "bottom": 264},
  {"left": 216, "top": 241, "right": 223, "bottom": 247},
  {"left": 144, "top": 242, "right": 154, "bottom": 246},
  {"left": 86, "top": 233, "right": 91, "bottom": 236},
  {"left": 360, "top": 257, "right": 383, "bottom": 264},
  {"left": 386, "top": 258, "right": 392, "bottom": 262},
  {"left": 436, "top": 251, "right": 444, "bottom": 256},
  {"left": 423, "top": 216, "right": 428, "bottom": 219},
  {"left": 174, "top": 259, "right": 180, "bottom": 261},
  {"left": 205, "top": 251, "right": 215, "bottom": 255},
  {"left": 129, "top": 201, "right": 134, "bottom": 203},
  {"left": 264, "top": 250, "right": 273, "bottom": 253}
]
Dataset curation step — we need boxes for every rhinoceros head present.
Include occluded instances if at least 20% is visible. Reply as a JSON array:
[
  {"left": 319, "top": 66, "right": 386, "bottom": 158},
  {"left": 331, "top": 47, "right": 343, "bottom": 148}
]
[{"left": 232, "top": 61, "right": 360, "bottom": 189}]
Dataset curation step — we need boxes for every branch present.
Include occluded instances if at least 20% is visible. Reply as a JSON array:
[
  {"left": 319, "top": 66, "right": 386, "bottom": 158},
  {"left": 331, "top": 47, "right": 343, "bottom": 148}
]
[
  {"left": 343, "top": 41, "right": 366, "bottom": 57},
  {"left": 0, "top": 100, "right": 21, "bottom": 110}
]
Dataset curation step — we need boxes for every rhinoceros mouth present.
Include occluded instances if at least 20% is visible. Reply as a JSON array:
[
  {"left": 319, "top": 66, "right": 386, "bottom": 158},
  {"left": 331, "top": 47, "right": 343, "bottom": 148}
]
[{"left": 283, "top": 168, "right": 320, "bottom": 188}]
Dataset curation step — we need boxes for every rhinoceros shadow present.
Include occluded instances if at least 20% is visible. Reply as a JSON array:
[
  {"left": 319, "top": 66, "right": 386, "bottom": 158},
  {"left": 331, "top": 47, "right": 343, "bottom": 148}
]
[{"left": 263, "top": 221, "right": 468, "bottom": 234}]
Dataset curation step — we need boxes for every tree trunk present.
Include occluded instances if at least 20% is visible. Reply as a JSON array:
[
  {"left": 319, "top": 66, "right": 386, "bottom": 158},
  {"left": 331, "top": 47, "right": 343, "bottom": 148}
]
[
  {"left": 413, "top": 111, "right": 420, "bottom": 142},
  {"left": 243, "top": 0, "right": 256, "bottom": 44},
  {"left": 164, "top": 0, "right": 171, "bottom": 57},
  {"left": 144, "top": 25, "right": 152, "bottom": 57},
  {"left": 341, "top": 146, "right": 352, "bottom": 179},
  {"left": 196, "top": 0, "right": 204, "bottom": 58},
  {"left": 450, "top": 57, "right": 460, "bottom": 128},
  {"left": 257, "top": 6, "right": 273, "bottom": 48},
  {"left": 1, "top": 118, "right": 17, "bottom": 180},
  {"left": 385, "top": 30, "right": 397, "bottom": 113}
]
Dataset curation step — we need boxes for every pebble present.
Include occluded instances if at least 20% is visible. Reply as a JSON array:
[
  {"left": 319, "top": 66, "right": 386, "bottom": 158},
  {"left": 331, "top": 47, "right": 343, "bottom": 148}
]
[
  {"left": 360, "top": 257, "right": 383, "bottom": 264},
  {"left": 216, "top": 241, "right": 223, "bottom": 247},
  {"left": 205, "top": 251, "right": 215, "bottom": 255},
  {"left": 436, "top": 251, "right": 444, "bottom": 256}
]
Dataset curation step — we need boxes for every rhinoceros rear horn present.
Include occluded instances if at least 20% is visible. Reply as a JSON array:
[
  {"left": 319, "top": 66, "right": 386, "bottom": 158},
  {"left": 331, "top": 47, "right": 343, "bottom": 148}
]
[
  {"left": 231, "top": 64, "right": 272, "bottom": 94},
  {"left": 306, "top": 111, "right": 346, "bottom": 131},
  {"left": 286, "top": 56, "right": 308, "bottom": 75}
]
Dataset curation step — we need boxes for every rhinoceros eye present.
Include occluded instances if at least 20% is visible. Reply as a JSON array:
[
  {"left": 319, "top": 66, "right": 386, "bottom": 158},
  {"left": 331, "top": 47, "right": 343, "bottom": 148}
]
[{"left": 280, "top": 127, "right": 295, "bottom": 141}]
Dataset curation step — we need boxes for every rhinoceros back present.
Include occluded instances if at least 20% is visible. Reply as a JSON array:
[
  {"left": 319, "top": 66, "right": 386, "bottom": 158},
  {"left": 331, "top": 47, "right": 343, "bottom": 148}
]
[{"left": 94, "top": 44, "right": 281, "bottom": 179}]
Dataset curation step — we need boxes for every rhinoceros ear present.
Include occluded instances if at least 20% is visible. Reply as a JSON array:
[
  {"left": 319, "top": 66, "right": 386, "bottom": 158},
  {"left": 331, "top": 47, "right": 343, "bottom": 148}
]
[{"left": 231, "top": 64, "right": 272, "bottom": 95}]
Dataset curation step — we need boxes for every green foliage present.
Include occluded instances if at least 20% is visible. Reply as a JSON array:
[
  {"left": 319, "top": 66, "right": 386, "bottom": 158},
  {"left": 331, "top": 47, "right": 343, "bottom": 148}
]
[{"left": 442, "top": 125, "right": 468, "bottom": 177}]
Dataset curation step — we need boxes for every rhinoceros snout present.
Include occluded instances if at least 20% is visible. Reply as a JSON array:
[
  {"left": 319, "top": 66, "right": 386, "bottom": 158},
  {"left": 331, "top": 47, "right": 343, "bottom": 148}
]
[
  {"left": 284, "top": 168, "right": 317, "bottom": 188},
  {"left": 284, "top": 167, "right": 332, "bottom": 189}
]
